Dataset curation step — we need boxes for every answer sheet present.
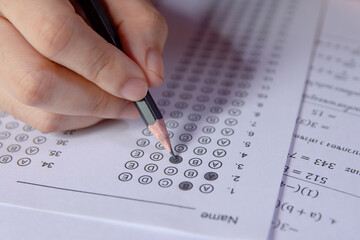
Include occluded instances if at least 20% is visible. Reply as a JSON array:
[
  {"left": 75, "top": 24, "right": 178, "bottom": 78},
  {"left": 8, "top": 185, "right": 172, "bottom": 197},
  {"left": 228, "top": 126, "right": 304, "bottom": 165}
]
[
  {"left": 269, "top": 0, "right": 360, "bottom": 239},
  {"left": 0, "top": 0, "right": 321, "bottom": 239}
]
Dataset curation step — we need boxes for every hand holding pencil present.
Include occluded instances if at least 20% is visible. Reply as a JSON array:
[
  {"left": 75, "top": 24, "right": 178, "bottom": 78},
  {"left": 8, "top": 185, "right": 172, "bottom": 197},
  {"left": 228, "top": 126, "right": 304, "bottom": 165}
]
[
  {"left": 0, "top": 0, "right": 168, "bottom": 132},
  {"left": 77, "top": 0, "right": 174, "bottom": 156}
]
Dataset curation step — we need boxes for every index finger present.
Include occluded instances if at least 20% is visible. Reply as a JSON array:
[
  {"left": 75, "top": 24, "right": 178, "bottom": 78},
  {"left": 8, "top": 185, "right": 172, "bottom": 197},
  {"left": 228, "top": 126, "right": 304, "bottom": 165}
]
[{"left": 0, "top": 0, "right": 148, "bottom": 101}]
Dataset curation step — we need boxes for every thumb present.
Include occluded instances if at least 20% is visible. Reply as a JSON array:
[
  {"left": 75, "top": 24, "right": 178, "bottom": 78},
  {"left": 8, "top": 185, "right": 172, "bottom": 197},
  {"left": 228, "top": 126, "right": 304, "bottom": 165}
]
[{"left": 104, "top": 0, "right": 168, "bottom": 88}]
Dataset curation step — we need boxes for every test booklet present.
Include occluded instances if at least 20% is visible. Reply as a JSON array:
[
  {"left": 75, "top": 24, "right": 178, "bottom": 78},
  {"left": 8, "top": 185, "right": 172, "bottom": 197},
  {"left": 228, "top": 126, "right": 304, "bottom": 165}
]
[{"left": 0, "top": 0, "right": 359, "bottom": 239}]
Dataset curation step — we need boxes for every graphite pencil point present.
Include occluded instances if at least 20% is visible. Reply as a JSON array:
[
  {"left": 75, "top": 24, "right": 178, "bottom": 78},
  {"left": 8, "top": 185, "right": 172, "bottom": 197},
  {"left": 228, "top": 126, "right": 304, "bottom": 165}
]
[{"left": 170, "top": 148, "right": 176, "bottom": 157}]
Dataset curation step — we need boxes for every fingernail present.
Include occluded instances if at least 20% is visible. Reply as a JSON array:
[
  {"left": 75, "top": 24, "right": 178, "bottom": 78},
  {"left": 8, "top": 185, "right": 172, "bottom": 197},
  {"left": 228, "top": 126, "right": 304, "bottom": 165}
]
[
  {"left": 120, "top": 78, "right": 148, "bottom": 101},
  {"left": 146, "top": 49, "right": 164, "bottom": 84}
]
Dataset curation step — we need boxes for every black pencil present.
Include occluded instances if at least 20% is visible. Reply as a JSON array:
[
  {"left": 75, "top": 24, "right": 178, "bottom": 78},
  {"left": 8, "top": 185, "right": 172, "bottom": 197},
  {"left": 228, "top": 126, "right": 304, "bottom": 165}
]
[{"left": 76, "top": 0, "right": 174, "bottom": 156}]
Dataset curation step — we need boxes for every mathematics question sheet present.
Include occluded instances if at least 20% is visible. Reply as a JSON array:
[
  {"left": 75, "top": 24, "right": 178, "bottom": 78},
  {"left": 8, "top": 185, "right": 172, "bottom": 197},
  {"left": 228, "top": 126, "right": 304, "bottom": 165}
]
[
  {"left": 0, "top": 0, "right": 321, "bottom": 239},
  {"left": 269, "top": 0, "right": 360, "bottom": 239}
]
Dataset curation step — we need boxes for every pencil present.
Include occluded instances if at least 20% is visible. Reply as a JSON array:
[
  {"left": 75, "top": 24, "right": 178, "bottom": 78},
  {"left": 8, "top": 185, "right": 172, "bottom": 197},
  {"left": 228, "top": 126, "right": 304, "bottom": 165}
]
[{"left": 76, "top": 0, "right": 174, "bottom": 156}]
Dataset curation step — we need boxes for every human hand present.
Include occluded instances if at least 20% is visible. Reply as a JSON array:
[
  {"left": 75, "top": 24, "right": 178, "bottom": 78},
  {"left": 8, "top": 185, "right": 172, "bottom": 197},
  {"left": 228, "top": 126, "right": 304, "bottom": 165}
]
[{"left": 0, "top": 0, "right": 168, "bottom": 132}]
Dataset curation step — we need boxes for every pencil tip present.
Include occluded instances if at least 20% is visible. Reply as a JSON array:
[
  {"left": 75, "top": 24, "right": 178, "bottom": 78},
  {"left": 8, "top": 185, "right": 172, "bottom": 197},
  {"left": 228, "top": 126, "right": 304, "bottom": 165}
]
[{"left": 170, "top": 148, "right": 176, "bottom": 157}]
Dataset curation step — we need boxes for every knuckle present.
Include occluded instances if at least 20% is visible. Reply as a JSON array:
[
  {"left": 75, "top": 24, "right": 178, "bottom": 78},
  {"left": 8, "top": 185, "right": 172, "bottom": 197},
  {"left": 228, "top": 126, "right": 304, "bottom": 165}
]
[
  {"left": 85, "top": 50, "right": 113, "bottom": 83},
  {"left": 141, "top": 10, "right": 168, "bottom": 32},
  {"left": 16, "top": 69, "right": 54, "bottom": 106},
  {"left": 34, "top": 113, "right": 63, "bottom": 133},
  {"left": 88, "top": 92, "right": 128, "bottom": 118},
  {"left": 88, "top": 92, "right": 108, "bottom": 116},
  {"left": 36, "top": 14, "right": 76, "bottom": 58}
]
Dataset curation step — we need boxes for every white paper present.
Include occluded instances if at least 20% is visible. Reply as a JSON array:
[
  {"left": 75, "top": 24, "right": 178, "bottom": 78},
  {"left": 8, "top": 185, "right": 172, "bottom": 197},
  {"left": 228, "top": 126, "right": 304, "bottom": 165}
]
[
  {"left": 0, "top": 0, "right": 321, "bottom": 239},
  {"left": 269, "top": 0, "right": 360, "bottom": 239},
  {"left": 0, "top": 203, "right": 219, "bottom": 240}
]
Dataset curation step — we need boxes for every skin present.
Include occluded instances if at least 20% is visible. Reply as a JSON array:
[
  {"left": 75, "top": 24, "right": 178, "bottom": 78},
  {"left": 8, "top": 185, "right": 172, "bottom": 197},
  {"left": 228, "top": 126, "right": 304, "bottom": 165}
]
[{"left": 0, "top": 0, "right": 168, "bottom": 132}]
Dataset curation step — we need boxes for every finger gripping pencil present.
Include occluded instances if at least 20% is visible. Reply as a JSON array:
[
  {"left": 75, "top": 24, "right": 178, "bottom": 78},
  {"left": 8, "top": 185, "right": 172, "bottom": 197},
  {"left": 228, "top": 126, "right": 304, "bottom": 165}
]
[{"left": 76, "top": 0, "right": 174, "bottom": 156}]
